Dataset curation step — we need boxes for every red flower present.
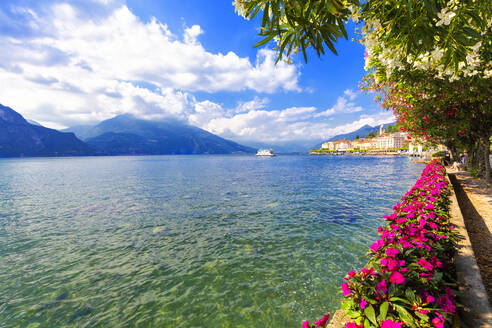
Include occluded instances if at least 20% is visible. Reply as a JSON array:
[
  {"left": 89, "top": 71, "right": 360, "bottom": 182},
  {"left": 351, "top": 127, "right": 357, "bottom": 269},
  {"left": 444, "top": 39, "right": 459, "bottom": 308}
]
[{"left": 313, "top": 314, "right": 330, "bottom": 327}]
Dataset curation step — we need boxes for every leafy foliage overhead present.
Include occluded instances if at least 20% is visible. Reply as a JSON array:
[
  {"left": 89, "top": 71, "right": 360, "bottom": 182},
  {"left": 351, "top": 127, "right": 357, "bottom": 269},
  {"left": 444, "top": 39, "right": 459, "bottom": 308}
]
[{"left": 233, "top": 0, "right": 357, "bottom": 63}]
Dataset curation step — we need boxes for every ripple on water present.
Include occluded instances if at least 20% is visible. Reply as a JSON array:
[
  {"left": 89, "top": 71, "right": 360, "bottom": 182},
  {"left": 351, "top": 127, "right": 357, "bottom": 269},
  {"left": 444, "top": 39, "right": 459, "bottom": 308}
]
[{"left": 0, "top": 155, "right": 424, "bottom": 327}]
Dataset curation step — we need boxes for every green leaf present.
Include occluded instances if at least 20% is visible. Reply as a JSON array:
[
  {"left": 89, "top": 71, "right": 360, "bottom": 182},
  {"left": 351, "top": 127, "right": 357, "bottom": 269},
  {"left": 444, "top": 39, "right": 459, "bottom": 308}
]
[
  {"left": 389, "top": 297, "right": 411, "bottom": 305},
  {"left": 324, "top": 37, "right": 338, "bottom": 55},
  {"left": 253, "top": 33, "right": 276, "bottom": 48},
  {"left": 337, "top": 17, "right": 348, "bottom": 39},
  {"left": 248, "top": 4, "right": 262, "bottom": 20},
  {"left": 261, "top": 2, "right": 270, "bottom": 28},
  {"left": 415, "top": 311, "right": 429, "bottom": 321},
  {"left": 379, "top": 301, "right": 389, "bottom": 321},
  {"left": 301, "top": 40, "right": 308, "bottom": 63},
  {"left": 345, "top": 310, "right": 360, "bottom": 318},
  {"left": 364, "top": 304, "right": 377, "bottom": 325},
  {"left": 405, "top": 288, "right": 416, "bottom": 302},
  {"left": 394, "top": 304, "right": 415, "bottom": 326},
  {"left": 422, "top": 0, "right": 437, "bottom": 13}
]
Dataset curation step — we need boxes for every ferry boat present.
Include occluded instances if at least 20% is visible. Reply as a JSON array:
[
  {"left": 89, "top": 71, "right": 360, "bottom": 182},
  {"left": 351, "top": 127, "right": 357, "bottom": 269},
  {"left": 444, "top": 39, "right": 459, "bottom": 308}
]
[{"left": 256, "top": 149, "right": 276, "bottom": 157}]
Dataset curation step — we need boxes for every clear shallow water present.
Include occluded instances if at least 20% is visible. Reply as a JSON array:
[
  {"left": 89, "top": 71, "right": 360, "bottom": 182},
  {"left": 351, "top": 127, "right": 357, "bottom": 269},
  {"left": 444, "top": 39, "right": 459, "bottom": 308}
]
[{"left": 0, "top": 155, "right": 423, "bottom": 328}]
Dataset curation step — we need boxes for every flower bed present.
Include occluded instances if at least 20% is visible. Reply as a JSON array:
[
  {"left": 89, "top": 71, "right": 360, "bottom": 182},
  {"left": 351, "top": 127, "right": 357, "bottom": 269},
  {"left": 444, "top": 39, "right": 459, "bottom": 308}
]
[{"left": 302, "top": 160, "right": 458, "bottom": 328}]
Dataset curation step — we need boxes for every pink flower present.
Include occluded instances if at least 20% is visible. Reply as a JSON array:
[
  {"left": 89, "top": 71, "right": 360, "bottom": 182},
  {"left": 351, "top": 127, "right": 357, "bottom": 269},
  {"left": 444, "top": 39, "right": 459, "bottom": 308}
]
[
  {"left": 437, "top": 288, "right": 456, "bottom": 314},
  {"left": 381, "top": 319, "right": 402, "bottom": 328},
  {"left": 376, "top": 278, "right": 387, "bottom": 295},
  {"left": 389, "top": 271, "right": 405, "bottom": 284},
  {"left": 386, "top": 248, "right": 399, "bottom": 257},
  {"left": 387, "top": 259, "right": 400, "bottom": 271},
  {"left": 341, "top": 282, "right": 351, "bottom": 296},
  {"left": 432, "top": 317, "right": 444, "bottom": 328},
  {"left": 370, "top": 239, "right": 384, "bottom": 252},
  {"left": 302, "top": 321, "right": 310, "bottom": 328},
  {"left": 425, "top": 203, "right": 435, "bottom": 210},
  {"left": 313, "top": 314, "right": 330, "bottom": 327},
  {"left": 359, "top": 298, "right": 368, "bottom": 309},
  {"left": 345, "top": 323, "right": 362, "bottom": 328},
  {"left": 418, "top": 258, "right": 434, "bottom": 271}
]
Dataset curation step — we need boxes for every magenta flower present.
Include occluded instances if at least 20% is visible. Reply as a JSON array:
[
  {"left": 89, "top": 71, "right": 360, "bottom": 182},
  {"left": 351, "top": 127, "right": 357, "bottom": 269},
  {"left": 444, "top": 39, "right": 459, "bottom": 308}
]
[
  {"left": 381, "top": 319, "right": 402, "bottom": 328},
  {"left": 389, "top": 271, "right": 405, "bottom": 284},
  {"left": 370, "top": 239, "right": 384, "bottom": 252},
  {"left": 302, "top": 320, "right": 310, "bottom": 328},
  {"left": 387, "top": 259, "right": 400, "bottom": 271},
  {"left": 437, "top": 288, "right": 456, "bottom": 314},
  {"left": 359, "top": 298, "right": 368, "bottom": 309},
  {"left": 385, "top": 248, "right": 399, "bottom": 257},
  {"left": 345, "top": 323, "right": 362, "bottom": 328},
  {"left": 341, "top": 282, "right": 351, "bottom": 296},
  {"left": 376, "top": 278, "right": 387, "bottom": 295},
  {"left": 418, "top": 258, "right": 434, "bottom": 271}
]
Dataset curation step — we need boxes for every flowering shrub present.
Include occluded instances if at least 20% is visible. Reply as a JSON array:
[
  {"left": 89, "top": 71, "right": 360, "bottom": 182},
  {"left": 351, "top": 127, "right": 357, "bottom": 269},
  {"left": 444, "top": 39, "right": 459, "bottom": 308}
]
[
  {"left": 302, "top": 314, "right": 330, "bottom": 328},
  {"left": 339, "top": 160, "right": 457, "bottom": 328}
]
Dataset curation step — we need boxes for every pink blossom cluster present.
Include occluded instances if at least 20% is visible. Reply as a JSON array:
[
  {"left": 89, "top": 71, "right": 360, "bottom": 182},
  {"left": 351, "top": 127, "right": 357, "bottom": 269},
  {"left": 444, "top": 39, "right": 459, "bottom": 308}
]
[
  {"left": 302, "top": 314, "right": 330, "bottom": 328},
  {"left": 340, "top": 160, "right": 457, "bottom": 328}
]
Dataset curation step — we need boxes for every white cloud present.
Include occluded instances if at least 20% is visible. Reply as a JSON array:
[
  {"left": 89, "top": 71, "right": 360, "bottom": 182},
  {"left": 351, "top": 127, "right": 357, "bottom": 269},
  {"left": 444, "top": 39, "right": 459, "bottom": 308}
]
[
  {"left": 315, "top": 89, "right": 364, "bottom": 117},
  {"left": 0, "top": 3, "right": 300, "bottom": 128},
  {"left": 344, "top": 89, "right": 358, "bottom": 100},
  {"left": 234, "top": 97, "right": 269, "bottom": 113},
  {"left": 183, "top": 25, "right": 203, "bottom": 44},
  {"left": 0, "top": 3, "right": 392, "bottom": 145},
  {"left": 201, "top": 104, "right": 394, "bottom": 143}
]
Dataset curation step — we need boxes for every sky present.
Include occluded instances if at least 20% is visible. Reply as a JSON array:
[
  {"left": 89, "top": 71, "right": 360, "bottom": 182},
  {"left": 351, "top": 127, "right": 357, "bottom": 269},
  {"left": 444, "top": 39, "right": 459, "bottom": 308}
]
[{"left": 0, "top": 0, "right": 395, "bottom": 148}]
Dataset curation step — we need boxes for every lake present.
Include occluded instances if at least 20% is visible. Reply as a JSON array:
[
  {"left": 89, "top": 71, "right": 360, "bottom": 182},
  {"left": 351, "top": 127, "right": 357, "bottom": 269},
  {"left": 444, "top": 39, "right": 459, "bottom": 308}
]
[{"left": 0, "top": 155, "right": 424, "bottom": 327}]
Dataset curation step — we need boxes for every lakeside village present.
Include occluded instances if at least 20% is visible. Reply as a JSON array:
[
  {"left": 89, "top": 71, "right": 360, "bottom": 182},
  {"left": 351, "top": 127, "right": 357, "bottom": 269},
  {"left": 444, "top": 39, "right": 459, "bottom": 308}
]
[{"left": 310, "top": 124, "right": 440, "bottom": 159}]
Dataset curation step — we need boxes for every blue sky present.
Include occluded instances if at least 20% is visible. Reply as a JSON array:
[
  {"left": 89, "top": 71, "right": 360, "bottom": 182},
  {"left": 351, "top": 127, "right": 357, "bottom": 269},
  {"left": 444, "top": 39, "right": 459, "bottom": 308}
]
[{"left": 0, "top": 0, "right": 394, "bottom": 147}]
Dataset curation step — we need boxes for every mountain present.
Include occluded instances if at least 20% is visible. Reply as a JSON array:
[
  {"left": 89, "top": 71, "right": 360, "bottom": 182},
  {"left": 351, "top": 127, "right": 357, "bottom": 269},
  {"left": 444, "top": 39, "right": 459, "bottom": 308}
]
[
  {"left": 61, "top": 124, "right": 94, "bottom": 139},
  {"left": 0, "top": 104, "right": 93, "bottom": 157},
  {"left": 26, "top": 119, "right": 42, "bottom": 126},
  {"left": 65, "top": 114, "right": 257, "bottom": 155},
  {"left": 311, "top": 122, "right": 396, "bottom": 149}
]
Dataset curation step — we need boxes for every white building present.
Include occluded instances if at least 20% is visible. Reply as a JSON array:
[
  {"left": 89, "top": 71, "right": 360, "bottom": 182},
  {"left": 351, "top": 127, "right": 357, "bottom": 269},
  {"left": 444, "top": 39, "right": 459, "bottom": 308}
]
[{"left": 375, "top": 132, "right": 407, "bottom": 150}]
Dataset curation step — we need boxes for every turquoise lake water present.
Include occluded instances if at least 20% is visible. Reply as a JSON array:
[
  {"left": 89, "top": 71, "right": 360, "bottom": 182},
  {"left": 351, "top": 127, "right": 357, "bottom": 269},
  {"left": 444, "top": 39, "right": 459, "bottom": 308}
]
[{"left": 0, "top": 155, "right": 424, "bottom": 327}]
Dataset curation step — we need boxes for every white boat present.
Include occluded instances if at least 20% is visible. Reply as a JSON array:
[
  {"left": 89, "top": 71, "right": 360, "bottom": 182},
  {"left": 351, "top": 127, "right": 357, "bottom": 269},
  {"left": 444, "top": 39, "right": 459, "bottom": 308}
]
[{"left": 256, "top": 149, "right": 276, "bottom": 157}]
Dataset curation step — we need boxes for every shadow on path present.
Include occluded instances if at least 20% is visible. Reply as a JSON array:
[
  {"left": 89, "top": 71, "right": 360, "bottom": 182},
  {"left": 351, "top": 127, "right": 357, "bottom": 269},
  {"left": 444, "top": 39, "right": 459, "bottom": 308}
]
[{"left": 449, "top": 173, "right": 492, "bottom": 307}]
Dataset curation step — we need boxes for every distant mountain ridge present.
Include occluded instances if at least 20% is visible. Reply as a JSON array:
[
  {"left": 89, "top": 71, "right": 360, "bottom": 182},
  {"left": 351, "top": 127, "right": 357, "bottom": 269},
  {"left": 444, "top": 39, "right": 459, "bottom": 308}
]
[
  {"left": 0, "top": 104, "right": 92, "bottom": 157},
  {"left": 328, "top": 123, "right": 396, "bottom": 141},
  {"left": 65, "top": 114, "right": 256, "bottom": 155}
]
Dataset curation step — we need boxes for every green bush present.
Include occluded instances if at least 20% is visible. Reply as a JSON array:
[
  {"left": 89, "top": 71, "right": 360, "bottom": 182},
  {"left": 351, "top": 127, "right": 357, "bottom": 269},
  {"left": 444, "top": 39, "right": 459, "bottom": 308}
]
[{"left": 432, "top": 151, "right": 445, "bottom": 158}]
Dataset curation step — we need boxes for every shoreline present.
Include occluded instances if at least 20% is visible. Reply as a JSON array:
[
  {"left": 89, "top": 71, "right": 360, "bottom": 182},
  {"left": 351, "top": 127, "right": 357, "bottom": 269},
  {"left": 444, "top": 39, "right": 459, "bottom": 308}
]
[{"left": 309, "top": 151, "right": 409, "bottom": 157}]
